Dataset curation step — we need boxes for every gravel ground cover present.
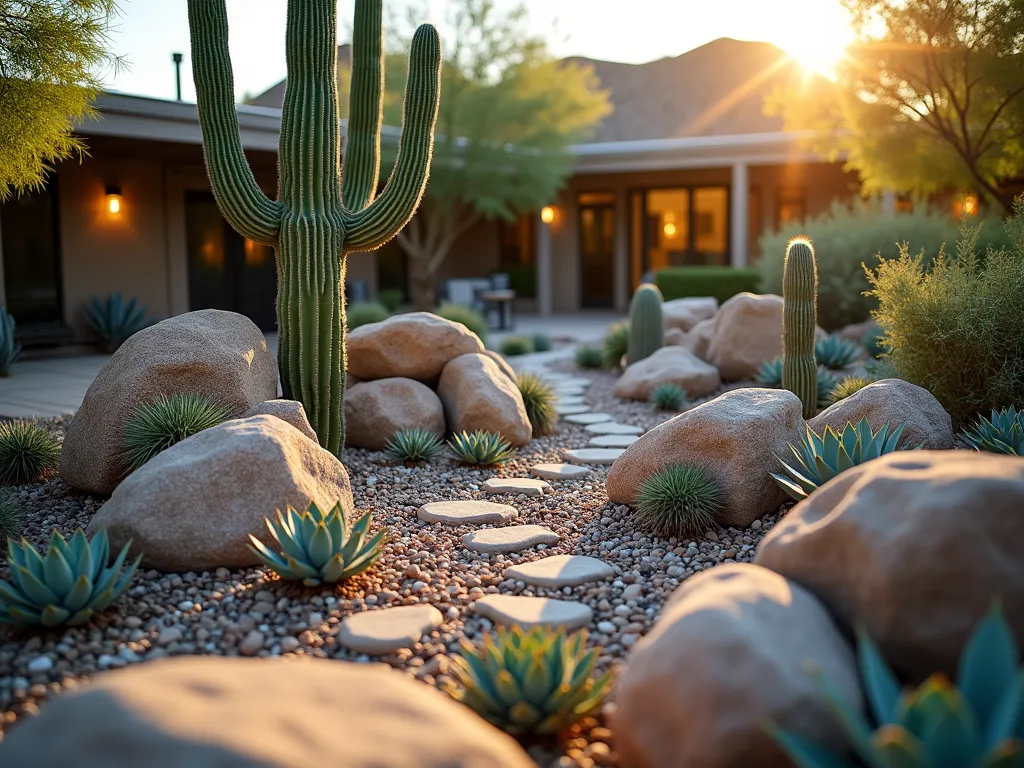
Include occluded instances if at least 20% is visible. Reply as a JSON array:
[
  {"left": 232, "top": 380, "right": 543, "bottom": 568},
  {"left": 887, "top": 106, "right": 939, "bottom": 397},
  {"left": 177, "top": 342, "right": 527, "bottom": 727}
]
[{"left": 0, "top": 363, "right": 785, "bottom": 767}]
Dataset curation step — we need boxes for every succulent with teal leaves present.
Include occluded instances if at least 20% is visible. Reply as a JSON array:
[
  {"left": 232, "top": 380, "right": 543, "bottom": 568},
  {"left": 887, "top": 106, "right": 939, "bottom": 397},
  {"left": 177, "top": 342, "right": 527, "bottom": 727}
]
[
  {"left": 756, "top": 357, "right": 837, "bottom": 409},
  {"left": 770, "top": 602, "right": 1024, "bottom": 768},
  {"left": 770, "top": 417, "right": 910, "bottom": 501},
  {"left": 627, "top": 283, "right": 663, "bottom": 364},
  {"left": 782, "top": 238, "right": 819, "bottom": 419},
  {"left": 0, "top": 528, "right": 141, "bottom": 627},
  {"left": 963, "top": 406, "right": 1024, "bottom": 456},
  {"left": 447, "top": 625, "right": 612, "bottom": 734},
  {"left": 0, "top": 304, "right": 21, "bottom": 376},
  {"left": 531, "top": 333, "right": 553, "bottom": 352},
  {"left": 447, "top": 430, "right": 515, "bottom": 466},
  {"left": 815, "top": 334, "right": 863, "bottom": 371},
  {"left": 248, "top": 501, "right": 384, "bottom": 587},
  {"left": 83, "top": 293, "right": 151, "bottom": 352},
  {"left": 649, "top": 382, "right": 688, "bottom": 411},
  {"left": 385, "top": 427, "right": 444, "bottom": 462}
]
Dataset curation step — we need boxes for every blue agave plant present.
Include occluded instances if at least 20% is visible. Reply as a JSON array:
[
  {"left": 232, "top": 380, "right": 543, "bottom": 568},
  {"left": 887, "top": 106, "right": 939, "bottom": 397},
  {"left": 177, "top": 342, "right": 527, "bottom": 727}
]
[
  {"left": 0, "top": 304, "right": 21, "bottom": 376},
  {"left": 963, "top": 407, "right": 1024, "bottom": 456},
  {"left": 770, "top": 603, "right": 1024, "bottom": 767},
  {"left": 83, "top": 293, "right": 150, "bottom": 352}
]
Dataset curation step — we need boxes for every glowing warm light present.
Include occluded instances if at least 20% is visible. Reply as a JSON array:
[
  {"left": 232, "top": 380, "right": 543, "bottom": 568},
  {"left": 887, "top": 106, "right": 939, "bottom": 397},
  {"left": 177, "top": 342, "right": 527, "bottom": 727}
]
[
  {"left": 962, "top": 194, "right": 978, "bottom": 216},
  {"left": 774, "top": 8, "right": 855, "bottom": 77},
  {"left": 107, "top": 196, "right": 121, "bottom": 214},
  {"left": 663, "top": 222, "right": 677, "bottom": 237},
  {"left": 540, "top": 205, "right": 555, "bottom": 224}
]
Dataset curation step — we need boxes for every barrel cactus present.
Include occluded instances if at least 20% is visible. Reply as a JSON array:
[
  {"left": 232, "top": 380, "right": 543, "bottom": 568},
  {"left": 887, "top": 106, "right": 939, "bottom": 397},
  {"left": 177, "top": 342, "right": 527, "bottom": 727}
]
[
  {"left": 782, "top": 238, "right": 818, "bottom": 418},
  {"left": 187, "top": 0, "right": 441, "bottom": 456},
  {"left": 627, "top": 283, "right": 663, "bottom": 364}
]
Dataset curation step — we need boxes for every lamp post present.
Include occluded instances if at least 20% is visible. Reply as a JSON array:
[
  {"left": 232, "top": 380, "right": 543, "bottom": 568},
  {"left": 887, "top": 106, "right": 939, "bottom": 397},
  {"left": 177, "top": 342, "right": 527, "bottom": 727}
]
[{"left": 172, "top": 52, "right": 184, "bottom": 101}]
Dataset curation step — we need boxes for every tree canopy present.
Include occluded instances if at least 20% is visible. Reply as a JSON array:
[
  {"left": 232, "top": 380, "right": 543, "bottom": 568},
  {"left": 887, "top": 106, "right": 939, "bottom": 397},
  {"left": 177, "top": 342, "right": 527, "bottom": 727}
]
[{"left": 769, "top": 0, "right": 1024, "bottom": 213}]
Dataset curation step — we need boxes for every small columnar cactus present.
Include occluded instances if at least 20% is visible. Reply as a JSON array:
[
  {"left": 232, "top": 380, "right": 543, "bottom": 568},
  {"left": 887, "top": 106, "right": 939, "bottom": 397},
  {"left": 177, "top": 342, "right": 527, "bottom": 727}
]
[
  {"left": 627, "top": 283, "right": 663, "bottom": 364},
  {"left": 782, "top": 238, "right": 819, "bottom": 418}
]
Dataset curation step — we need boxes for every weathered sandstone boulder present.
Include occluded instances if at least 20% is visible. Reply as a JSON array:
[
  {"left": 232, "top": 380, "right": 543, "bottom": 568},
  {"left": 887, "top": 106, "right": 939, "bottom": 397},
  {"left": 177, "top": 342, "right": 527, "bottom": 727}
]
[
  {"left": 612, "top": 346, "right": 720, "bottom": 401},
  {"left": 345, "top": 378, "right": 446, "bottom": 450},
  {"left": 662, "top": 296, "right": 719, "bottom": 333},
  {"left": 437, "top": 354, "right": 531, "bottom": 445},
  {"left": 241, "top": 399, "right": 317, "bottom": 442},
  {"left": 347, "top": 312, "right": 484, "bottom": 382}
]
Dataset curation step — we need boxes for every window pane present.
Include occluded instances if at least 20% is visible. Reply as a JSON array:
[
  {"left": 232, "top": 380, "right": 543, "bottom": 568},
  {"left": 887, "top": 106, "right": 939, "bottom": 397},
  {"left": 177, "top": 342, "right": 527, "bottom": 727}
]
[
  {"left": 646, "top": 189, "right": 689, "bottom": 271},
  {"left": 185, "top": 192, "right": 231, "bottom": 312},
  {"left": 1, "top": 184, "right": 61, "bottom": 324},
  {"left": 693, "top": 187, "right": 728, "bottom": 265},
  {"left": 577, "top": 192, "right": 615, "bottom": 206}
]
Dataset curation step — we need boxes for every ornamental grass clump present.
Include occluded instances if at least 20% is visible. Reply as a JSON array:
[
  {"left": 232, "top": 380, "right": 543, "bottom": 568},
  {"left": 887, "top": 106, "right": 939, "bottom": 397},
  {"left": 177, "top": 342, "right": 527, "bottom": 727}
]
[
  {"left": 517, "top": 373, "right": 557, "bottom": 436},
  {"left": 866, "top": 206, "right": 1024, "bottom": 428},
  {"left": 771, "top": 603, "right": 1024, "bottom": 767},
  {"left": 122, "top": 394, "right": 232, "bottom": 473},
  {"left": 0, "top": 421, "right": 61, "bottom": 485},
  {"left": 531, "top": 333, "right": 552, "bottom": 352},
  {"left": 448, "top": 430, "right": 514, "bottom": 466},
  {"left": 814, "top": 334, "right": 862, "bottom": 371},
  {"left": 828, "top": 375, "right": 875, "bottom": 405},
  {"left": 447, "top": 625, "right": 612, "bottom": 735},
  {"left": 575, "top": 345, "right": 604, "bottom": 369},
  {"left": 248, "top": 501, "right": 384, "bottom": 587},
  {"left": 603, "top": 321, "right": 629, "bottom": 369},
  {"left": 385, "top": 428, "right": 444, "bottom": 462},
  {"left": 635, "top": 465, "right": 724, "bottom": 538},
  {"left": 649, "top": 382, "right": 688, "bottom": 411},
  {"left": 0, "top": 528, "right": 141, "bottom": 627},
  {"left": 962, "top": 406, "right": 1024, "bottom": 456}
]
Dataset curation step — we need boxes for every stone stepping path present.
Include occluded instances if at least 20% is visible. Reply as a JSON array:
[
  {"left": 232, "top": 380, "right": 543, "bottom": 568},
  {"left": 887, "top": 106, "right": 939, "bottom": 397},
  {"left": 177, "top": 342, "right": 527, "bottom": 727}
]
[
  {"left": 462, "top": 525, "right": 559, "bottom": 553},
  {"left": 555, "top": 377, "right": 593, "bottom": 389},
  {"left": 475, "top": 595, "right": 593, "bottom": 631},
  {"left": 482, "top": 477, "right": 551, "bottom": 497},
  {"left": 565, "top": 448, "right": 625, "bottom": 466},
  {"left": 338, "top": 605, "right": 443, "bottom": 655},
  {"left": 504, "top": 555, "right": 615, "bottom": 588},
  {"left": 589, "top": 434, "right": 638, "bottom": 448},
  {"left": 417, "top": 500, "right": 516, "bottom": 526},
  {"left": 530, "top": 463, "right": 590, "bottom": 481},
  {"left": 552, "top": 385, "right": 586, "bottom": 397},
  {"left": 555, "top": 396, "right": 585, "bottom": 406},
  {"left": 564, "top": 412, "right": 613, "bottom": 425},
  {"left": 554, "top": 404, "right": 591, "bottom": 415},
  {"left": 585, "top": 422, "right": 644, "bottom": 436}
]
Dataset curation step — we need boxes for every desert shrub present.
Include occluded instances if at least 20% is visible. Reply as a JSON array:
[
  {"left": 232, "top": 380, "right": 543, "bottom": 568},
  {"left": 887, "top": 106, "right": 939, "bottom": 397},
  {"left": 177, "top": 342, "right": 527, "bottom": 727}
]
[
  {"left": 828, "top": 375, "right": 874, "bottom": 404},
  {"left": 575, "top": 345, "right": 604, "bottom": 369},
  {"left": 866, "top": 209, "right": 1024, "bottom": 427},
  {"left": 377, "top": 289, "right": 403, "bottom": 313},
  {"left": 0, "top": 421, "right": 61, "bottom": 485},
  {"left": 649, "top": 382, "right": 688, "bottom": 411},
  {"left": 0, "top": 491, "right": 22, "bottom": 541},
  {"left": 447, "top": 430, "right": 514, "bottom": 466},
  {"left": 499, "top": 336, "right": 533, "bottom": 356},
  {"left": 635, "top": 464, "right": 724, "bottom": 538},
  {"left": 757, "top": 201, "right": 1011, "bottom": 331},
  {"left": 347, "top": 301, "right": 390, "bottom": 329},
  {"left": 530, "top": 333, "right": 552, "bottom": 352},
  {"left": 385, "top": 428, "right": 444, "bottom": 462},
  {"left": 602, "top": 321, "right": 629, "bottom": 369},
  {"left": 654, "top": 267, "right": 760, "bottom": 304},
  {"left": 122, "top": 394, "right": 232, "bottom": 472},
  {"left": 437, "top": 303, "right": 488, "bottom": 344},
  {"left": 517, "top": 373, "right": 557, "bottom": 436}
]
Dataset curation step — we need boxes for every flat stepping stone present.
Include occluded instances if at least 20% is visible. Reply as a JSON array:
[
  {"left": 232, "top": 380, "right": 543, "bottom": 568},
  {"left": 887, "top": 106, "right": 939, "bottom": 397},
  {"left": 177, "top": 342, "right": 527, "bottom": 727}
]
[
  {"left": 475, "top": 595, "right": 593, "bottom": 631},
  {"left": 482, "top": 477, "right": 551, "bottom": 497},
  {"left": 338, "top": 605, "right": 443, "bottom": 655},
  {"left": 589, "top": 434, "right": 638, "bottom": 448},
  {"left": 565, "top": 448, "right": 625, "bottom": 465},
  {"left": 555, "top": 396, "right": 585, "bottom": 406},
  {"left": 554, "top": 404, "right": 591, "bottom": 415},
  {"left": 505, "top": 555, "right": 615, "bottom": 587},
  {"left": 564, "top": 412, "right": 613, "bottom": 425},
  {"left": 530, "top": 463, "right": 590, "bottom": 481},
  {"left": 585, "top": 422, "right": 644, "bottom": 435},
  {"left": 462, "top": 525, "right": 559, "bottom": 553},
  {"left": 556, "top": 377, "right": 593, "bottom": 389},
  {"left": 417, "top": 500, "right": 517, "bottom": 526},
  {"left": 553, "top": 386, "right": 586, "bottom": 397}
]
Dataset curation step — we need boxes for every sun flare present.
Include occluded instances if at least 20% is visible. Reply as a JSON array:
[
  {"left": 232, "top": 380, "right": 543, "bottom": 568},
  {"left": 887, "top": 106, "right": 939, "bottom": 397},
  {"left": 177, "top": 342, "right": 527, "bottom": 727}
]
[{"left": 772, "top": 7, "right": 855, "bottom": 77}]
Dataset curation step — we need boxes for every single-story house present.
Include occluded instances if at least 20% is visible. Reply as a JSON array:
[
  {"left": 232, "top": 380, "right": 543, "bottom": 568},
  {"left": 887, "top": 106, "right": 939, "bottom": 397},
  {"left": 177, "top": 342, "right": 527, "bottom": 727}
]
[{"left": 0, "top": 38, "right": 869, "bottom": 346}]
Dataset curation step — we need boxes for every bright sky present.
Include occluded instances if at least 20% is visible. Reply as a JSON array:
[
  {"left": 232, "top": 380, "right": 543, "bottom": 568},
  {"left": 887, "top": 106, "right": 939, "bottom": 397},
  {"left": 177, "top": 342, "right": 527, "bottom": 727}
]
[{"left": 105, "top": 0, "right": 854, "bottom": 103}]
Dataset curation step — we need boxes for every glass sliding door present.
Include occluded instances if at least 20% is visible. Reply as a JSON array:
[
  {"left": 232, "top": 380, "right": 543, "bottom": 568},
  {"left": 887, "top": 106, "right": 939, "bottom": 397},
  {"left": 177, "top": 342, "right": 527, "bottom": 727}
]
[
  {"left": 577, "top": 192, "right": 615, "bottom": 308},
  {"left": 1, "top": 181, "right": 63, "bottom": 326}
]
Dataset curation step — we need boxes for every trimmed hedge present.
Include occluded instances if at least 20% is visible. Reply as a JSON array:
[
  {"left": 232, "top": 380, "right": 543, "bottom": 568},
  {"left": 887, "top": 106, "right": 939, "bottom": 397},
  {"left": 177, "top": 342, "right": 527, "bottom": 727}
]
[{"left": 654, "top": 267, "right": 760, "bottom": 305}]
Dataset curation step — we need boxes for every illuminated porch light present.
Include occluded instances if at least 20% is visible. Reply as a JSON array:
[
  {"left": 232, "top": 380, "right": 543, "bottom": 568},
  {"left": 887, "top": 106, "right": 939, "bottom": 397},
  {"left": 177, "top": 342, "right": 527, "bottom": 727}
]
[
  {"left": 541, "top": 205, "right": 556, "bottom": 224},
  {"left": 105, "top": 185, "right": 122, "bottom": 215},
  {"left": 663, "top": 222, "right": 677, "bottom": 237}
]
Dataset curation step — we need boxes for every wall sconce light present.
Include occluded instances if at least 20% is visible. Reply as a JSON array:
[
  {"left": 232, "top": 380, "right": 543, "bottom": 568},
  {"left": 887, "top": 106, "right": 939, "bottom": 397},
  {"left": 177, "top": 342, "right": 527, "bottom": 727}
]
[
  {"left": 540, "top": 205, "right": 556, "bottom": 225},
  {"left": 105, "top": 184, "right": 122, "bottom": 215},
  {"left": 663, "top": 222, "right": 677, "bottom": 237}
]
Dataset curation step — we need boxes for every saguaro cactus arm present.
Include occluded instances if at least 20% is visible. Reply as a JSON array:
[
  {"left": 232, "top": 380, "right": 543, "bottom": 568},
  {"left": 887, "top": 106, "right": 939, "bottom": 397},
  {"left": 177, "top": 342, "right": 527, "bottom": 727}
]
[
  {"left": 342, "top": 23, "right": 442, "bottom": 253},
  {"left": 342, "top": 0, "right": 385, "bottom": 212},
  {"left": 187, "top": 0, "right": 284, "bottom": 245}
]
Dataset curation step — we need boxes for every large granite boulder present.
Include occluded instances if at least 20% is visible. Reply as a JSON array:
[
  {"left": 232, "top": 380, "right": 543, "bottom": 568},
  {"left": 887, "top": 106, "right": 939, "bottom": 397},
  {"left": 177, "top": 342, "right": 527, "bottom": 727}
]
[
  {"left": 662, "top": 297, "right": 718, "bottom": 333},
  {"left": 241, "top": 399, "right": 317, "bottom": 442},
  {"left": 607, "top": 388, "right": 804, "bottom": 527},
  {"left": 809, "top": 378, "right": 953, "bottom": 449},
  {"left": 87, "top": 415, "right": 355, "bottom": 572},
  {"left": 757, "top": 450, "right": 1024, "bottom": 681},
  {"left": 438, "top": 353, "right": 532, "bottom": 446},
  {"left": 345, "top": 378, "right": 446, "bottom": 450},
  {"left": 682, "top": 316, "right": 716, "bottom": 361},
  {"left": 612, "top": 346, "right": 720, "bottom": 401},
  {"left": 615, "top": 564, "right": 862, "bottom": 768},
  {"left": 347, "top": 312, "right": 484, "bottom": 382},
  {"left": 62, "top": 310, "right": 278, "bottom": 495},
  {"left": 0, "top": 656, "right": 534, "bottom": 768}
]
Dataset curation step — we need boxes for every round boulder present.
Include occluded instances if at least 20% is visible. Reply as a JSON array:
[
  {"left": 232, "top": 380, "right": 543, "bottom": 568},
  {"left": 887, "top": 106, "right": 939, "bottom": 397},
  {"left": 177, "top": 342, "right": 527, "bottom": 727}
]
[
  {"left": 809, "top": 378, "right": 953, "bottom": 449},
  {"left": 607, "top": 388, "right": 805, "bottom": 527},
  {"left": 612, "top": 346, "right": 721, "bottom": 401},
  {"left": 62, "top": 310, "right": 278, "bottom": 495},
  {"left": 345, "top": 378, "right": 446, "bottom": 450},
  {"left": 347, "top": 312, "right": 485, "bottom": 382},
  {"left": 438, "top": 353, "right": 532, "bottom": 446},
  {"left": 0, "top": 656, "right": 535, "bottom": 767},
  {"left": 615, "top": 564, "right": 863, "bottom": 768},
  {"left": 757, "top": 450, "right": 1024, "bottom": 681},
  {"left": 87, "top": 415, "right": 355, "bottom": 572},
  {"left": 662, "top": 296, "right": 718, "bottom": 333},
  {"left": 682, "top": 316, "right": 716, "bottom": 361},
  {"left": 241, "top": 399, "right": 317, "bottom": 442},
  {"left": 663, "top": 327, "right": 687, "bottom": 346}
]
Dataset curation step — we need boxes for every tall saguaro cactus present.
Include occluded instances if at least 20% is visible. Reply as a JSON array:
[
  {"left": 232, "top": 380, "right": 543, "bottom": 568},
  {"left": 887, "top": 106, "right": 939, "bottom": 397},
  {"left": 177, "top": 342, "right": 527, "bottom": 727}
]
[
  {"left": 187, "top": 0, "right": 441, "bottom": 456},
  {"left": 782, "top": 237, "right": 819, "bottom": 418}
]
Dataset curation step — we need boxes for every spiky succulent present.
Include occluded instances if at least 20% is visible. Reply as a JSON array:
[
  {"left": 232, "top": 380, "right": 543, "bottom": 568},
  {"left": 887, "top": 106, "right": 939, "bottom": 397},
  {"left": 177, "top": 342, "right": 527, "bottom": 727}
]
[
  {"left": 603, "top": 321, "right": 629, "bottom": 370},
  {"left": 649, "top": 382, "right": 688, "bottom": 411},
  {"left": 248, "top": 501, "right": 385, "bottom": 587},
  {"left": 771, "top": 417, "right": 910, "bottom": 501},
  {"left": 0, "top": 491, "right": 22, "bottom": 542},
  {"left": 385, "top": 428, "right": 444, "bottom": 462},
  {"left": 447, "top": 626, "right": 613, "bottom": 734},
  {"left": 814, "top": 334, "right": 862, "bottom": 371},
  {"left": 963, "top": 406, "right": 1024, "bottom": 456},
  {"left": 500, "top": 336, "right": 534, "bottom": 356},
  {"left": 447, "top": 430, "right": 515, "bottom": 466},
  {"left": 122, "top": 393, "right": 233, "bottom": 473},
  {"left": 531, "top": 333, "right": 553, "bottom": 352},
  {"left": 0, "top": 421, "right": 61, "bottom": 485},
  {"left": 518, "top": 372, "right": 558, "bottom": 436},
  {"left": 0, "top": 528, "right": 141, "bottom": 627},
  {"left": 756, "top": 357, "right": 837, "bottom": 409},
  {"left": 575, "top": 345, "right": 604, "bottom": 370},
  {"left": 816, "top": 367, "right": 839, "bottom": 408},
  {"left": 635, "top": 464, "right": 724, "bottom": 538},
  {"left": 83, "top": 293, "right": 150, "bottom": 352},
  {"left": 828, "top": 375, "right": 875, "bottom": 405},
  {"left": 771, "top": 603, "right": 1024, "bottom": 768}
]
